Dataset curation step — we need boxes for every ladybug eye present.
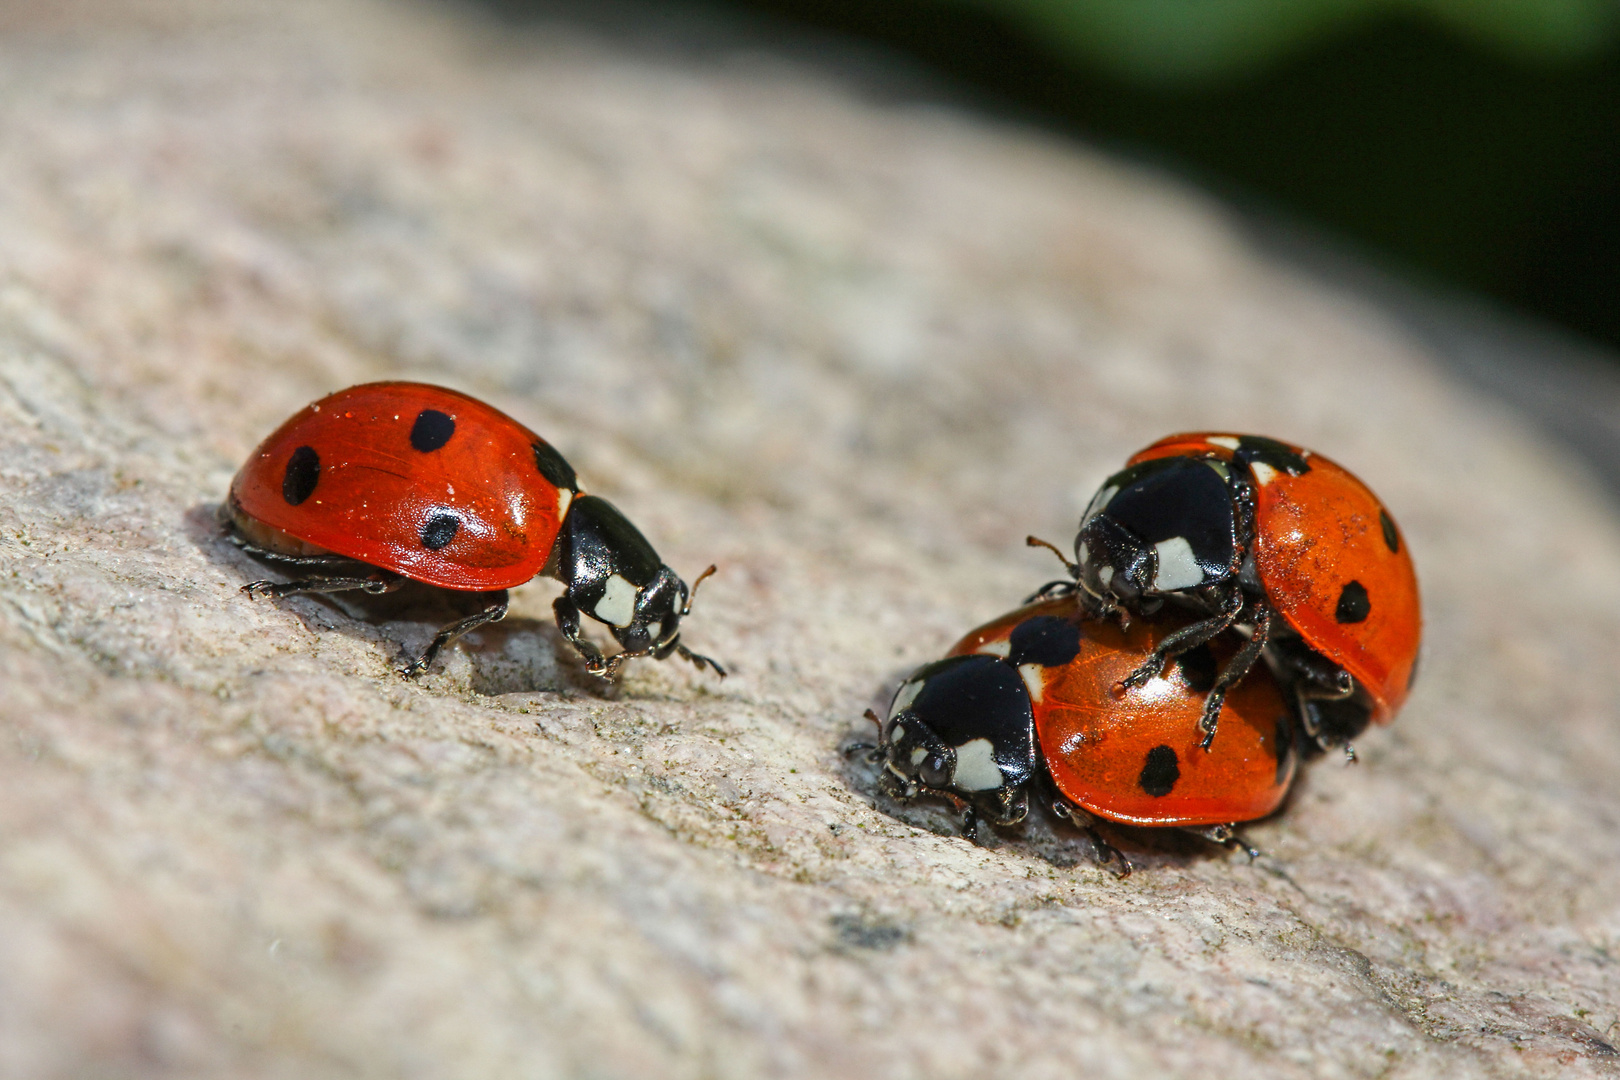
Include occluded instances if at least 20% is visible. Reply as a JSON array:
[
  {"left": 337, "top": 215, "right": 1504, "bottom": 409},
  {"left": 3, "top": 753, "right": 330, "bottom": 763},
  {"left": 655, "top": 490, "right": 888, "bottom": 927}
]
[{"left": 918, "top": 753, "right": 951, "bottom": 788}]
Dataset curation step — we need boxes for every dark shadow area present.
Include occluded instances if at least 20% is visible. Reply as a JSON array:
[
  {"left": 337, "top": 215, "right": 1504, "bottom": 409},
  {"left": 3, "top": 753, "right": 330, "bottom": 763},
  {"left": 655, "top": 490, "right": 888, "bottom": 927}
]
[
  {"left": 184, "top": 502, "right": 615, "bottom": 696},
  {"left": 487, "top": 0, "right": 1620, "bottom": 354}
]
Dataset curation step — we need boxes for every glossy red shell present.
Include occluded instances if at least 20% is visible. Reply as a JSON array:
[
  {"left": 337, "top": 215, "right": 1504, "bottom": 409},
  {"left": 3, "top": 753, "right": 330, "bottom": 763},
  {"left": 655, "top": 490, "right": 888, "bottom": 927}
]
[
  {"left": 950, "top": 599, "right": 1297, "bottom": 827},
  {"left": 229, "top": 382, "right": 573, "bottom": 591},
  {"left": 1129, "top": 432, "right": 1422, "bottom": 724}
]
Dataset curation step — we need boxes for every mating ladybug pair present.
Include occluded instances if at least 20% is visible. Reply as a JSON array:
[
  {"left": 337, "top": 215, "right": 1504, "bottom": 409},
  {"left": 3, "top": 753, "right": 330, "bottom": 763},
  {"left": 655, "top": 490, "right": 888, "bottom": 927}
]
[{"left": 853, "top": 433, "right": 1421, "bottom": 866}]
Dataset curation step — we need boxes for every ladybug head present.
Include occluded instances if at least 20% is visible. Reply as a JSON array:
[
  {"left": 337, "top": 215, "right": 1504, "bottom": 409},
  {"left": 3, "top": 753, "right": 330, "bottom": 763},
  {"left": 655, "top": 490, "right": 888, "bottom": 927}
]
[
  {"left": 878, "top": 710, "right": 956, "bottom": 800},
  {"left": 877, "top": 654, "right": 1022, "bottom": 798},
  {"left": 622, "top": 564, "right": 718, "bottom": 663},
  {"left": 554, "top": 495, "right": 725, "bottom": 676},
  {"left": 871, "top": 654, "right": 1037, "bottom": 828},
  {"left": 1074, "top": 457, "right": 1238, "bottom": 609}
]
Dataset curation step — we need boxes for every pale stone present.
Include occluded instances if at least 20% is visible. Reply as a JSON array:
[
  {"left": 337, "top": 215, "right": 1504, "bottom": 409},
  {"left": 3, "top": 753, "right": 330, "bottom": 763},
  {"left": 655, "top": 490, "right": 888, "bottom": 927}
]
[{"left": 0, "top": 1, "right": 1616, "bottom": 1077}]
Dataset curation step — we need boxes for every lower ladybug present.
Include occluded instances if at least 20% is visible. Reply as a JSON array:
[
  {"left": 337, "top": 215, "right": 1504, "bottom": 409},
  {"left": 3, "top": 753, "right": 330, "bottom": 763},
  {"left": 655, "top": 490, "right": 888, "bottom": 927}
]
[
  {"left": 1032, "top": 432, "right": 1420, "bottom": 755},
  {"left": 222, "top": 382, "right": 724, "bottom": 679},
  {"left": 851, "top": 598, "right": 1297, "bottom": 871}
]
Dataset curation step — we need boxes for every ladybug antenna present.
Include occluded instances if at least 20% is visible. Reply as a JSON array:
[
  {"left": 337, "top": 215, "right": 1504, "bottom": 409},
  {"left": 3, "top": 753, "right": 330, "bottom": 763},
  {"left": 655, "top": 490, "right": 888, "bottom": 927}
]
[
  {"left": 863, "top": 707, "right": 883, "bottom": 731},
  {"left": 1026, "top": 535, "right": 1080, "bottom": 578},
  {"left": 682, "top": 564, "right": 718, "bottom": 617}
]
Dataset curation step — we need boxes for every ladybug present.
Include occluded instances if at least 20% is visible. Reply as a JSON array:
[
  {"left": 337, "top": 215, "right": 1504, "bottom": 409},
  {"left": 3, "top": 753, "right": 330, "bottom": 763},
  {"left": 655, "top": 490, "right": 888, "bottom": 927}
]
[
  {"left": 221, "top": 382, "right": 724, "bottom": 679},
  {"left": 851, "top": 598, "right": 1296, "bottom": 868},
  {"left": 1032, "top": 433, "right": 1420, "bottom": 753}
]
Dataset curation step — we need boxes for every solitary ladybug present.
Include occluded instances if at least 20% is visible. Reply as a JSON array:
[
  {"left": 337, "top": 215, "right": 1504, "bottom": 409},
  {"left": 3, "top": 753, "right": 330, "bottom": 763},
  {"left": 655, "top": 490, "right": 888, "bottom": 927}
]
[
  {"left": 1033, "top": 433, "right": 1420, "bottom": 753},
  {"left": 851, "top": 598, "right": 1297, "bottom": 870},
  {"left": 221, "top": 382, "right": 724, "bottom": 679}
]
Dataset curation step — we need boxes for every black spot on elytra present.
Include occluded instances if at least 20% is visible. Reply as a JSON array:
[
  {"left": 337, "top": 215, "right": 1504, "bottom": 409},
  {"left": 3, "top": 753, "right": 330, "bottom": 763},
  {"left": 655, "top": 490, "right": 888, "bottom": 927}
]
[
  {"left": 1379, "top": 509, "right": 1400, "bottom": 553},
  {"left": 1139, "top": 745, "right": 1180, "bottom": 797},
  {"left": 410, "top": 409, "right": 456, "bottom": 452},
  {"left": 1176, "top": 643, "right": 1218, "bottom": 693},
  {"left": 533, "top": 440, "right": 578, "bottom": 492},
  {"left": 282, "top": 445, "right": 320, "bottom": 505},
  {"left": 1008, "top": 615, "right": 1081, "bottom": 668},
  {"left": 420, "top": 512, "right": 460, "bottom": 550},
  {"left": 1335, "top": 580, "right": 1371, "bottom": 624},
  {"left": 1235, "top": 435, "right": 1311, "bottom": 476}
]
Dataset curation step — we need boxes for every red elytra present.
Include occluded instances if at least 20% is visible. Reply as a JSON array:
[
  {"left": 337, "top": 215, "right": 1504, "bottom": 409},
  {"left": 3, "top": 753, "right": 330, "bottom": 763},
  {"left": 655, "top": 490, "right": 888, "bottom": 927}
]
[
  {"left": 1129, "top": 432, "right": 1421, "bottom": 725},
  {"left": 949, "top": 598, "right": 1296, "bottom": 828},
  {"left": 229, "top": 382, "right": 573, "bottom": 591}
]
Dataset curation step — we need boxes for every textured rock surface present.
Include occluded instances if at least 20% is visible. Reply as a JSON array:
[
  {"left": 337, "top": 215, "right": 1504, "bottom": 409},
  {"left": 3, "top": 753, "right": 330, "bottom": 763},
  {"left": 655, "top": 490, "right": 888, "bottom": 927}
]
[{"left": 2, "top": 1, "right": 1618, "bottom": 1076}]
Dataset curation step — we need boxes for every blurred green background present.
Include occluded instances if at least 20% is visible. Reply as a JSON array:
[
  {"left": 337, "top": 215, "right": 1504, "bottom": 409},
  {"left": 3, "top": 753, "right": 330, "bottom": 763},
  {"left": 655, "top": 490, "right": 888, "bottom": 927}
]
[
  {"left": 521, "top": 0, "right": 1620, "bottom": 353},
  {"left": 729, "top": 0, "right": 1620, "bottom": 350}
]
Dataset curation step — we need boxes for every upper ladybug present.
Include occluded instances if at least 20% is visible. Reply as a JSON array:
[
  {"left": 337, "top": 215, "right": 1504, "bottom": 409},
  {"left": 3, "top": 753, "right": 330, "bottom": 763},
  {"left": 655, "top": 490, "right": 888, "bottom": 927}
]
[
  {"left": 1038, "top": 433, "right": 1419, "bottom": 753},
  {"left": 222, "top": 381, "right": 723, "bottom": 679}
]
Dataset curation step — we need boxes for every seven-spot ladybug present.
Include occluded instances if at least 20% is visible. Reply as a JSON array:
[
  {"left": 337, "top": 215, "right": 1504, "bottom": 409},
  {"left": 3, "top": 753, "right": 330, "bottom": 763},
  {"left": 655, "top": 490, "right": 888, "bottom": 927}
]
[
  {"left": 1033, "top": 433, "right": 1420, "bottom": 753},
  {"left": 222, "top": 382, "right": 724, "bottom": 678},
  {"left": 851, "top": 598, "right": 1296, "bottom": 868}
]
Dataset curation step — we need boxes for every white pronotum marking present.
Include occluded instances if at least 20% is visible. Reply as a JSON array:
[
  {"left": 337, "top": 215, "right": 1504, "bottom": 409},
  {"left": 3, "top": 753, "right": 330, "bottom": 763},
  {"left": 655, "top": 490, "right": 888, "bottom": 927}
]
[
  {"left": 1077, "top": 541, "right": 1089, "bottom": 565},
  {"left": 1097, "top": 565, "right": 1115, "bottom": 589},
  {"left": 1208, "top": 435, "right": 1240, "bottom": 450},
  {"left": 595, "top": 574, "right": 637, "bottom": 627},
  {"left": 889, "top": 680, "right": 923, "bottom": 719},
  {"left": 1250, "top": 462, "right": 1278, "bottom": 486},
  {"left": 1153, "top": 536, "right": 1204, "bottom": 591},
  {"left": 1019, "top": 663, "right": 1045, "bottom": 703},
  {"left": 952, "top": 738, "right": 1003, "bottom": 792},
  {"left": 909, "top": 746, "right": 928, "bottom": 765},
  {"left": 977, "top": 638, "right": 1012, "bottom": 658},
  {"left": 557, "top": 487, "right": 573, "bottom": 520}
]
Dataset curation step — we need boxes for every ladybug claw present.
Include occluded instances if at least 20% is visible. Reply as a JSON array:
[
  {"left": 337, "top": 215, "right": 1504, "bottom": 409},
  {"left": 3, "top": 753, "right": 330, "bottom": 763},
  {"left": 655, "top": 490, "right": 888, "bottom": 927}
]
[
  {"left": 842, "top": 740, "right": 881, "bottom": 762},
  {"left": 674, "top": 641, "right": 727, "bottom": 678},
  {"left": 1188, "top": 824, "right": 1261, "bottom": 861}
]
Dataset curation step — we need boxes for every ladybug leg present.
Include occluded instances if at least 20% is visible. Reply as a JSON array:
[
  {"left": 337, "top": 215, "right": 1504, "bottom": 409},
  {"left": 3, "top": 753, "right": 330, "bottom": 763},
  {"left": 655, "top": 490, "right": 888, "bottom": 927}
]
[
  {"left": 671, "top": 641, "right": 728, "bottom": 678},
  {"left": 399, "top": 591, "right": 509, "bottom": 677},
  {"left": 552, "top": 595, "right": 613, "bottom": 677},
  {"left": 1271, "top": 643, "right": 1368, "bottom": 756},
  {"left": 1292, "top": 684, "right": 1369, "bottom": 760},
  {"left": 241, "top": 573, "right": 402, "bottom": 599},
  {"left": 1183, "top": 824, "right": 1261, "bottom": 861},
  {"left": 1051, "top": 798, "right": 1131, "bottom": 878},
  {"left": 1024, "top": 579, "right": 1076, "bottom": 603},
  {"left": 1119, "top": 586, "right": 1244, "bottom": 691},
  {"left": 959, "top": 803, "right": 980, "bottom": 841},
  {"left": 841, "top": 709, "right": 884, "bottom": 762},
  {"left": 1196, "top": 604, "right": 1273, "bottom": 750},
  {"left": 227, "top": 538, "right": 363, "bottom": 572}
]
